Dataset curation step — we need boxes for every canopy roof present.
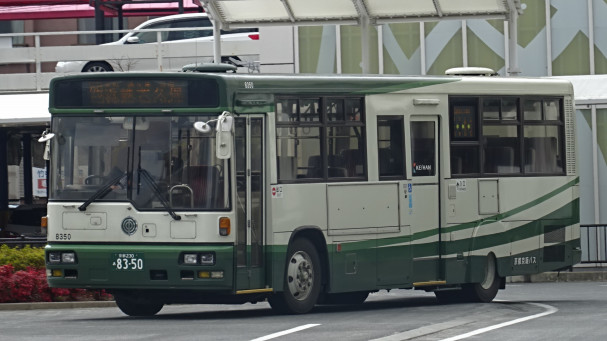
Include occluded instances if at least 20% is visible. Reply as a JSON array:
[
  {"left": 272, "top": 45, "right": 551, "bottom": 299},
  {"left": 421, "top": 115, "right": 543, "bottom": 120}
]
[
  {"left": 201, "top": 0, "right": 521, "bottom": 29},
  {"left": 0, "top": 0, "right": 200, "bottom": 20},
  {"left": 0, "top": 93, "right": 49, "bottom": 126}
]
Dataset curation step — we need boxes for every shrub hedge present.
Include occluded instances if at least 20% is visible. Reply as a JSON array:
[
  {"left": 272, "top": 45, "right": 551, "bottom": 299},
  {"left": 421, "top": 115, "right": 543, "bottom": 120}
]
[{"left": 0, "top": 245, "right": 112, "bottom": 303}]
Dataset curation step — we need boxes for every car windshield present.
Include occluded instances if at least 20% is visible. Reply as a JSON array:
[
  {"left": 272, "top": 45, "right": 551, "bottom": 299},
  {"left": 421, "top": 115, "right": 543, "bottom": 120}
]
[{"left": 49, "top": 115, "right": 230, "bottom": 211}]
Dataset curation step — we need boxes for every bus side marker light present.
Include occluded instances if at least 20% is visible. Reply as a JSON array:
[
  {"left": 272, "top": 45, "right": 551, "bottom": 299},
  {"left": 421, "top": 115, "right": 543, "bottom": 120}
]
[{"left": 219, "top": 217, "right": 231, "bottom": 236}]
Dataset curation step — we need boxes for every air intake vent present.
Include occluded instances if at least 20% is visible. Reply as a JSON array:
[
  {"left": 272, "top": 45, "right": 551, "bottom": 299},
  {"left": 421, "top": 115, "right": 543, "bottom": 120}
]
[{"left": 564, "top": 97, "right": 576, "bottom": 175}]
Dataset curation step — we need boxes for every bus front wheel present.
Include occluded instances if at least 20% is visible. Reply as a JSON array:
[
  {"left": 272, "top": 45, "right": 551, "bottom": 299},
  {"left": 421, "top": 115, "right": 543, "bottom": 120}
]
[
  {"left": 114, "top": 292, "right": 164, "bottom": 317},
  {"left": 464, "top": 253, "right": 501, "bottom": 303},
  {"left": 269, "top": 238, "right": 322, "bottom": 314}
]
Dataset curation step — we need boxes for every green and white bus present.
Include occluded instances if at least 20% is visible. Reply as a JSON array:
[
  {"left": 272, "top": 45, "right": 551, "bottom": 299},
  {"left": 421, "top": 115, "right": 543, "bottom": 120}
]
[{"left": 44, "top": 71, "right": 581, "bottom": 316}]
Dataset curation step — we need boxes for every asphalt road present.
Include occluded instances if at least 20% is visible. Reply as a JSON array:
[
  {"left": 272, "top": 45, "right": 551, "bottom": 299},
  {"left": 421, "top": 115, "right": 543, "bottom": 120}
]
[{"left": 0, "top": 282, "right": 605, "bottom": 341}]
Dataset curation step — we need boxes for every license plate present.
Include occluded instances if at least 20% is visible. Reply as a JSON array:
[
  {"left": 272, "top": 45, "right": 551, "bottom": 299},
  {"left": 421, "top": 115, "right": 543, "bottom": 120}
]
[{"left": 111, "top": 253, "right": 144, "bottom": 271}]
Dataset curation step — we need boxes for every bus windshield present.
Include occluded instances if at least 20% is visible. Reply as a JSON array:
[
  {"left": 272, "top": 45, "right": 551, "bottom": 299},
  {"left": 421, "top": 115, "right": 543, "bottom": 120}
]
[{"left": 49, "top": 114, "right": 230, "bottom": 211}]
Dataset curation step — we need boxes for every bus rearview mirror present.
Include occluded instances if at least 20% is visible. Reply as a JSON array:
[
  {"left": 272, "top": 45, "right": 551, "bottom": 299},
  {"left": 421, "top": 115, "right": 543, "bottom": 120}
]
[{"left": 216, "top": 115, "right": 233, "bottom": 159}]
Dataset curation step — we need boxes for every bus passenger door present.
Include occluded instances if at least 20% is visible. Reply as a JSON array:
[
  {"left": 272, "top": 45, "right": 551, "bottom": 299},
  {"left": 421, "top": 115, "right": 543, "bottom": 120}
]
[
  {"left": 235, "top": 116, "right": 266, "bottom": 291},
  {"left": 408, "top": 116, "right": 442, "bottom": 284}
]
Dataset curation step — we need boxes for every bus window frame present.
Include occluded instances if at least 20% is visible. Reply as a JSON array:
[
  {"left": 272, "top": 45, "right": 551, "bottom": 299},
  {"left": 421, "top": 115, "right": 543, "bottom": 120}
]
[
  {"left": 275, "top": 95, "right": 366, "bottom": 184},
  {"left": 449, "top": 95, "right": 566, "bottom": 178}
]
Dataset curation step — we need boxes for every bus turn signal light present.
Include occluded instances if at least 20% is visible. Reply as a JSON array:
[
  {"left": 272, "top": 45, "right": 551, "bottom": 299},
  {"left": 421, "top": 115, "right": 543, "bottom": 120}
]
[{"left": 219, "top": 217, "right": 230, "bottom": 236}]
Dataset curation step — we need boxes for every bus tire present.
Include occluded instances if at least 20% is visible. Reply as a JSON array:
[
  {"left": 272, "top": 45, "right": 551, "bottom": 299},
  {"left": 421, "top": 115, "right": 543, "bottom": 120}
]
[
  {"left": 464, "top": 253, "right": 501, "bottom": 303},
  {"left": 114, "top": 293, "right": 163, "bottom": 317},
  {"left": 268, "top": 238, "right": 322, "bottom": 314}
]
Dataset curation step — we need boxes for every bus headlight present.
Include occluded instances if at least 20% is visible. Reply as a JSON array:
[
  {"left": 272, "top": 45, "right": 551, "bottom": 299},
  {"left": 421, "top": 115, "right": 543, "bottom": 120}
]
[
  {"left": 61, "top": 252, "right": 76, "bottom": 264},
  {"left": 48, "top": 251, "right": 76, "bottom": 264},
  {"left": 48, "top": 252, "right": 62, "bottom": 263},
  {"left": 183, "top": 254, "right": 198, "bottom": 265},
  {"left": 200, "top": 253, "right": 215, "bottom": 265}
]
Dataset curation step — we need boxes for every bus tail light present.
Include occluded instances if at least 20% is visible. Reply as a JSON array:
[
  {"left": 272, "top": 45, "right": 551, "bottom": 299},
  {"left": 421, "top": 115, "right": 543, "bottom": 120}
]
[
  {"left": 219, "top": 217, "right": 231, "bottom": 236},
  {"left": 248, "top": 33, "right": 259, "bottom": 40}
]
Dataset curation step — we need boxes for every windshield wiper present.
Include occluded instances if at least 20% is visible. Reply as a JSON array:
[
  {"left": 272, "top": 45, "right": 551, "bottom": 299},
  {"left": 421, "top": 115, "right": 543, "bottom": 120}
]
[
  {"left": 138, "top": 168, "right": 181, "bottom": 221},
  {"left": 79, "top": 173, "right": 126, "bottom": 212}
]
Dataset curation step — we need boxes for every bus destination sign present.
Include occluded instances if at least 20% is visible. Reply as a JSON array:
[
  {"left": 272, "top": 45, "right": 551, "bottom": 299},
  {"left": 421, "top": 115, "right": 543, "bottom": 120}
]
[{"left": 85, "top": 80, "right": 188, "bottom": 107}]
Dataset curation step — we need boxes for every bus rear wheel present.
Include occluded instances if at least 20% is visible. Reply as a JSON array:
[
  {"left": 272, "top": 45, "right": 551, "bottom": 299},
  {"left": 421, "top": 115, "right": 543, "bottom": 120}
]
[
  {"left": 268, "top": 238, "right": 322, "bottom": 314},
  {"left": 464, "top": 253, "right": 501, "bottom": 303},
  {"left": 114, "top": 293, "right": 164, "bottom": 316}
]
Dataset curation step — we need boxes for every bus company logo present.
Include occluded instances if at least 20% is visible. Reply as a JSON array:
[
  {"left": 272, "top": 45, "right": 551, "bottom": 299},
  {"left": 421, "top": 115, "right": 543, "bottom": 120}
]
[
  {"left": 513, "top": 256, "right": 537, "bottom": 266},
  {"left": 121, "top": 217, "right": 138, "bottom": 236},
  {"left": 412, "top": 162, "right": 431, "bottom": 173}
]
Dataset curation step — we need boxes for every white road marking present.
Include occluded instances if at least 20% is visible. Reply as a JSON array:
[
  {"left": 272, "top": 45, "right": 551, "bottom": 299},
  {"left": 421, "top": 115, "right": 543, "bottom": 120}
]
[
  {"left": 250, "top": 324, "right": 321, "bottom": 341},
  {"left": 438, "top": 302, "right": 558, "bottom": 341}
]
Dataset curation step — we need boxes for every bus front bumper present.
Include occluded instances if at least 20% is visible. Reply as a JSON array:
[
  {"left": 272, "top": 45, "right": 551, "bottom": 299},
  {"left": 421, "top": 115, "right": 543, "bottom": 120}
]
[{"left": 45, "top": 243, "right": 234, "bottom": 291}]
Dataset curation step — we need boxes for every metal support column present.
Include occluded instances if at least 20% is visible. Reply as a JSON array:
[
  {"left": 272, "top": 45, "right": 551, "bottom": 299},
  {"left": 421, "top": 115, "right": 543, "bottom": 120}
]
[
  {"left": 0, "top": 129, "right": 8, "bottom": 234},
  {"left": 22, "top": 134, "right": 33, "bottom": 205},
  {"left": 507, "top": 0, "right": 521, "bottom": 75}
]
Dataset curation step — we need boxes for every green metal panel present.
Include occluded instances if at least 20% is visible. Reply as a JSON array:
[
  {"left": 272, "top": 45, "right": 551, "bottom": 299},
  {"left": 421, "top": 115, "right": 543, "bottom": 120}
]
[
  {"left": 467, "top": 27, "right": 505, "bottom": 72},
  {"left": 340, "top": 25, "right": 379, "bottom": 74},
  {"left": 552, "top": 31, "right": 591, "bottom": 75},
  {"left": 298, "top": 26, "right": 326, "bottom": 73},
  {"left": 426, "top": 27, "right": 463, "bottom": 75}
]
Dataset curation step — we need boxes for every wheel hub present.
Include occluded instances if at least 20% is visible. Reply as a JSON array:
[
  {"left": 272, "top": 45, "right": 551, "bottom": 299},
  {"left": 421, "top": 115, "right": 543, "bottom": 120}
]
[{"left": 287, "top": 251, "right": 314, "bottom": 301}]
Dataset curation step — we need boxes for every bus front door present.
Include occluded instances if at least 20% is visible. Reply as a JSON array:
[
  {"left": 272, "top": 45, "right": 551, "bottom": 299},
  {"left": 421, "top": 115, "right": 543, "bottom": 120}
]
[
  {"left": 235, "top": 116, "right": 266, "bottom": 291},
  {"left": 408, "top": 116, "right": 442, "bottom": 285}
]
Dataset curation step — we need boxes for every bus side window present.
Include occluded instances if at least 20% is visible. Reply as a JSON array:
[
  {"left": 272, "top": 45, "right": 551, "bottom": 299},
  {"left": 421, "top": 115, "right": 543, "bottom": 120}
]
[{"left": 410, "top": 121, "right": 436, "bottom": 177}]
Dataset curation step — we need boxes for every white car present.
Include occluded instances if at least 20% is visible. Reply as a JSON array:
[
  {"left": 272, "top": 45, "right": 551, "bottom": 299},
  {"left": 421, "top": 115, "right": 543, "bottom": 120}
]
[{"left": 55, "top": 13, "right": 258, "bottom": 73}]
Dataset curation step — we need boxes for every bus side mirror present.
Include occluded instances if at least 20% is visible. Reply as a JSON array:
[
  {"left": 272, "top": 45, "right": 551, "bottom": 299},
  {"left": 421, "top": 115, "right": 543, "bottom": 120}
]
[
  {"left": 216, "top": 115, "right": 233, "bottom": 159},
  {"left": 38, "top": 130, "right": 55, "bottom": 161}
]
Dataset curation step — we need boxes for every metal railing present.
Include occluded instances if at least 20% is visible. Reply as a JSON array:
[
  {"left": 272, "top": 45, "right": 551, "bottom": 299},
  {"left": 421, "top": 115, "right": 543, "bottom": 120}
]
[
  {"left": 580, "top": 224, "right": 607, "bottom": 263},
  {"left": 0, "top": 235, "right": 47, "bottom": 248},
  {"left": 0, "top": 27, "right": 260, "bottom": 92}
]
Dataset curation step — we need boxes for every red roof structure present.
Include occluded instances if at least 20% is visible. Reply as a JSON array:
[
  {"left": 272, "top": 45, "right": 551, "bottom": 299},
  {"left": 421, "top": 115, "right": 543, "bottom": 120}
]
[{"left": 0, "top": 0, "right": 202, "bottom": 20}]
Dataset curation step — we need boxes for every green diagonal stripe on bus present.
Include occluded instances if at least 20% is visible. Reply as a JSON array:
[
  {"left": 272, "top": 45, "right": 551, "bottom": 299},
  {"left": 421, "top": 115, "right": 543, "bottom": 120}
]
[
  {"left": 375, "top": 177, "right": 579, "bottom": 253},
  {"left": 353, "top": 79, "right": 460, "bottom": 95},
  {"left": 437, "top": 177, "right": 578, "bottom": 236},
  {"left": 443, "top": 199, "right": 579, "bottom": 256}
]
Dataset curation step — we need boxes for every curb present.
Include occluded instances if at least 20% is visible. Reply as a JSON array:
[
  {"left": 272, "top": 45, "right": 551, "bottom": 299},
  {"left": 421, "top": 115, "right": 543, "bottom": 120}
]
[
  {"left": 0, "top": 301, "right": 116, "bottom": 311},
  {"left": 508, "top": 271, "right": 607, "bottom": 283}
]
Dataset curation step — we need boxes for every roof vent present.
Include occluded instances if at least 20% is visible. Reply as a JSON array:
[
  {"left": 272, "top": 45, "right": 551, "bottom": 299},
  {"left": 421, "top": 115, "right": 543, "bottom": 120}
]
[{"left": 445, "top": 67, "right": 497, "bottom": 76}]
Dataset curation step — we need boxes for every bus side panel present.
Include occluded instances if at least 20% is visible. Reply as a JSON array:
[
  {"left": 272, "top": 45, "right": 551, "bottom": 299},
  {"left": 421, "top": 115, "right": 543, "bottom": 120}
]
[
  {"left": 328, "top": 238, "right": 377, "bottom": 292},
  {"left": 268, "top": 183, "right": 328, "bottom": 292}
]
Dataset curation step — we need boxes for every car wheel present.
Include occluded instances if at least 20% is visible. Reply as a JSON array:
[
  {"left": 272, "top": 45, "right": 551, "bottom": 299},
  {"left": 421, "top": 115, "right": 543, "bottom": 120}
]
[{"left": 82, "top": 62, "right": 113, "bottom": 72}]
